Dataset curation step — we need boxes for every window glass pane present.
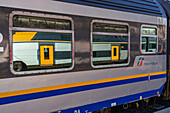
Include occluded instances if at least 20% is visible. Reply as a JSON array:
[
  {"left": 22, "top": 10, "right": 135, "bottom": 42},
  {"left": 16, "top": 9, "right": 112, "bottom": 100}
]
[
  {"left": 142, "top": 37, "right": 147, "bottom": 52},
  {"left": 12, "top": 31, "right": 72, "bottom": 72},
  {"left": 93, "top": 34, "right": 128, "bottom": 42},
  {"left": 148, "top": 37, "right": 157, "bottom": 52},
  {"left": 93, "top": 23, "right": 128, "bottom": 33},
  {"left": 142, "top": 27, "right": 157, "bottom": 35},
  {"left": 141, "top": 26, "right": 157, "bottom": 53},
  {"left": 142, "top": 37, "right": 157, "bottom": 52},
  {"left": 92, "top": 23, "right": 129, "bottom": 66},
  {"left": 44, "top": 48, "right": 49, "bottom": 59},
  {"left": 13, "top": 15, "right": 71, "bottom": 30}
]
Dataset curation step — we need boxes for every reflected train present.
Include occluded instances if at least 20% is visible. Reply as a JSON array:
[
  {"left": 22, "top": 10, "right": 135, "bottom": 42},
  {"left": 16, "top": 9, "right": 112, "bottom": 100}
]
[{"left": 0, "top": 0, "right": 169, "bottom": 113}]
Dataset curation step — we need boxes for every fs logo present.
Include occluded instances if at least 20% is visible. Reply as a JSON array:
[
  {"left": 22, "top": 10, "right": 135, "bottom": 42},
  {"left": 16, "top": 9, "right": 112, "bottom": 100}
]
[{"left": 137, "top": 57, "right": 144, "bottom": 67}]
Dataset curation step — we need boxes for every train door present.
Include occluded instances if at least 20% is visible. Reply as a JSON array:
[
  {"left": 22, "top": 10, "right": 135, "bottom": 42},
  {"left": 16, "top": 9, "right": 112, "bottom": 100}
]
[
  {"left": 40, "top": 45, "right": 54, "bottom": 65},
  {"left": 111, "top": 46, "right": 120, "bottom": 61}
]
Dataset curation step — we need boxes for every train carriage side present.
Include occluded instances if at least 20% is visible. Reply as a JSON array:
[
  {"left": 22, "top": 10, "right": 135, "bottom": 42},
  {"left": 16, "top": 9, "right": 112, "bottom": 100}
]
[
  {"left": 0, "top": 0, "right": 168, "bottom": 113},
  {"left": 157, "top": 0, "right": 170, "bottom": 99}
]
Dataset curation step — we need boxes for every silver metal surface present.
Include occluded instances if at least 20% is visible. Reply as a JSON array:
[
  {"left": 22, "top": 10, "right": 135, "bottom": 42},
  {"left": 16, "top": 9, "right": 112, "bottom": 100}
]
[
  {"left": 0, "top": 78, "right": 166, "bottom": 113},
  {"left": 0, "top": 0, "right": 167, "bottom": 25},
  {"left": 0, "top": 55, "right": 166, "bottom": 113},
  {"left": 0, "top": 1, "right": 167, "bottom": 112},
  {"left": 0, "top": 55, "right": 166, "bottom": 93}
]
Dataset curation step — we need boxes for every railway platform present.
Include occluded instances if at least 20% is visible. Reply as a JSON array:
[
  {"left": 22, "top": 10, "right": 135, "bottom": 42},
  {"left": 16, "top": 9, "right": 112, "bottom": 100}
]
[{"left": 154, "top": 107, "right": 170, "bottom": 113}]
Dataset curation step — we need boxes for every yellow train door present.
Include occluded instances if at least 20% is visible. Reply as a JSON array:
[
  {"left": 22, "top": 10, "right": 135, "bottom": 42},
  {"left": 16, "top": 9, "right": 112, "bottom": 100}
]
[
  {"left": 40, "top": 45, "right": 54, "bottom": 66},
  {"left": 111, "top": 46, "right": 119, "bottom": 61}
]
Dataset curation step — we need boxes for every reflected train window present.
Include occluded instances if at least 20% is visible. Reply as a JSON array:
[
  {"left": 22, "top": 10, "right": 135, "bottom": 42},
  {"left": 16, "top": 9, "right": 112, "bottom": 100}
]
[
  {"left": 141, "top": 25, "right": 158, "bottom": 53},
  {"left": 11, "top": 14, "right": 73, "bottom": 73},
  {"left": 13, "top": 15, "right": 71, "bottom": 30},
  {"left": 91, "top": 21, "right": 129, "bottom": 67}
]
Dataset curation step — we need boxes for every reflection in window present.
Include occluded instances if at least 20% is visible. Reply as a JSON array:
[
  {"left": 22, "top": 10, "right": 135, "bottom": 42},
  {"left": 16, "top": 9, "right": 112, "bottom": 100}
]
[
  {"left": 92, "top": 22, "right": 129, "bottom": 67},
  {"left": 142, "top": 28, "right": 157, "bottom": 35},
  {"left": 13, "top": 15, "right": 71, "bottom": 30},
  {"left": 44, "top": 48, "right": 49, "bottom": 59},
  {"left": 93, "top": 23, "right": 128, "bottom": 33},
  {"left": 141, "top": 26, "right": 157, "bottom": 53},
  {"left": 12, "top": 15, "right": 73, "bottom": 72}
]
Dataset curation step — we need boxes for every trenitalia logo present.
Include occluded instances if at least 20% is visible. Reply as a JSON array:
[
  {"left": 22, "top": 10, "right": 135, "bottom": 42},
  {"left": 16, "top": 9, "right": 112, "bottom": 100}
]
[
  {"left": 137, "top": 57, "right": 158, "bottom": 67},
  {"left": 137, "top": 57, "right": 144, "bottom": 67}
]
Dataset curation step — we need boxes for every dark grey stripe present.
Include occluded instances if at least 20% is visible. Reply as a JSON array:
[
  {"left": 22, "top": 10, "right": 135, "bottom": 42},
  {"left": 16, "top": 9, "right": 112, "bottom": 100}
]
[
  {"left": 55, "top": 51, "right": 72, "bottom": 60},
  {"left": 32, "top": 32, "right": 72, "bottom": 41},
  {"left": 93, "top": 51, "right": 111, "bottom": 57}
]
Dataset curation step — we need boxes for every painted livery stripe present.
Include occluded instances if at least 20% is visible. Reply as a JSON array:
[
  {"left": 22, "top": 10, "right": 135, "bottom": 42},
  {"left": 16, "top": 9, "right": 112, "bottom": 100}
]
[
  {"left": 0, "top": 71, "right": 166, "bottom": 99},
  {"left": 13, "top": 32, "right": 71, "bottom": 43},
  {"left": 58, "top": 85, "right": 165, "bottom": 113},
  {"left": 93, "top": 42, "right": 128, "bottom": 44},
  {"left": 0, "top": 74, "right": 166, "bottom": 105},
  {"left": 14, "top": 40, "right": 71, "bottom": 43}
]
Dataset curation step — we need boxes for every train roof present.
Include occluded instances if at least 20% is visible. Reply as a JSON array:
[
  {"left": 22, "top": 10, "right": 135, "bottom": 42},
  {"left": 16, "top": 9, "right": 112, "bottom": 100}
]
[
  {"left": 0, "top": 0, "right": 167, "bottom": 25},
  {"left": 157, "top": 0, "right": 170, "bottom": 18},
  {"left": 56, "top": 0, "right": 166, "bottom": 17}
]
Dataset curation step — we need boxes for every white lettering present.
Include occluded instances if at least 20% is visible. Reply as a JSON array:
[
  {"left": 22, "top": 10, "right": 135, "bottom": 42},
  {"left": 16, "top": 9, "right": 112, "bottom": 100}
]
[
  {"left": 74, "top": 110, "right": 80, "bottom": 113},
  {"left": 85, "top": 110, "right": 89, "bottom": 113}
]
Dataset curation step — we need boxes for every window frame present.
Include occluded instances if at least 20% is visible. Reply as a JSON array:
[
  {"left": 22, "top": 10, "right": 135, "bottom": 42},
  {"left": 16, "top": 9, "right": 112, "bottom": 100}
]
[
  {"left": 91, "top": 20, "right": 130, "bottom": 68},
  {"left": 140, "top": 25, "right": 158, "bottom": 54},
  {"left": 9, "top": 11, "right": 74, "bottom": 75}
]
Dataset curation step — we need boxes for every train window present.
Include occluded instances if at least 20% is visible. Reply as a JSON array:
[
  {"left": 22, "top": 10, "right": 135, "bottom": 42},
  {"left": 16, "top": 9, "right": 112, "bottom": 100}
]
[
  {"left": 141, "top": 25, "right": 157, "bottom": 53},
  {"left": 10, "top": 12, "right": 74, "bottom": 74},
  {"left": 93, "top": 23, "right": 128, "bottom": 33},
  {"left": 13, "top": 15, "right": 71, "bottom": 30},
  {"left": 91, "top": 20, "right": 129, "bottom": 68}
]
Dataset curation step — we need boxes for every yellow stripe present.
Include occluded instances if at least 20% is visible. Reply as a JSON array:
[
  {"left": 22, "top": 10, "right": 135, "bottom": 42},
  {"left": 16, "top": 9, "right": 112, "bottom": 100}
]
[
  {"left": 13, "top": 32, "right": 37, "bottom": 42},
  {"left": 32, "top": 40, "right": 71, "bottom": 43},
  {"left": 14, "top": 40, "right": 71, "bottom": 43},
  {"left": 142, "top": 41, "right": 156, "bottom": 43},
  {"left": 13, "top": 32, "right": 71, "bottom": 43},
  {"left": 0, "top": 71, "right": 166, "bottom": 98},
  {"left": 93, "top": 42, "right": 128, "bottom": 44}
]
